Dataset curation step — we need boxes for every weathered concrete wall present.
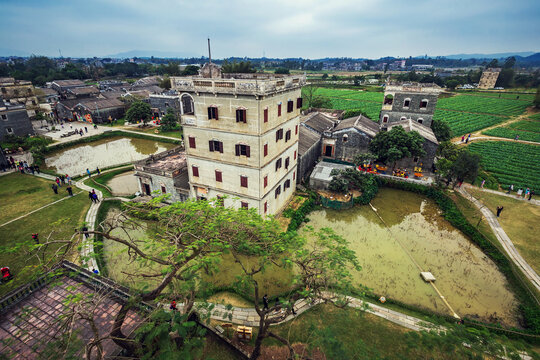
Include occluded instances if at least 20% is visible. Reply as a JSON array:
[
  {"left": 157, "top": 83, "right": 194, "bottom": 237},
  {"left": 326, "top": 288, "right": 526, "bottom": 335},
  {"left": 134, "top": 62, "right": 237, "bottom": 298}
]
[
  {"left": 380, "top": 92, "right": 438, "bottom": 128},
  {"left": 332, "top": 128, "right": 373, "bottom": 162},
  {"left": 0, "top": 109, "right": 35, "bottom": 141}
]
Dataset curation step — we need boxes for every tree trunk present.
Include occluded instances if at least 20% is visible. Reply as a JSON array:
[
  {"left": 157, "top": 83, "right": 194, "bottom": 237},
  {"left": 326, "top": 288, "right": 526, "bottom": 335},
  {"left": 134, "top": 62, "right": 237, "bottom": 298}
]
[
  {"left": 268, "top": 331, "right": 295, "bottom": 360},
  {"left": 249, "top": 317, "right": 268, "bottom": 360},
  {"left": 110, "top": 302, "right": 140, "bottom": 355}
]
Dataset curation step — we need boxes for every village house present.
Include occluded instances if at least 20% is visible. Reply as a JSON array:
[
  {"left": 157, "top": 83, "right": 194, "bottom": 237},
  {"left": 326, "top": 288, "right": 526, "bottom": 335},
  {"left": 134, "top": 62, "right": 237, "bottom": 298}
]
[
  {"left": 65, "top": 85, "right": 100, "bottom": 99},
  {"left": 0, "top": 100, "right": 35, "bottom": 141},
  {"left": 134, "top": 147, "right": 190, "bottom": 202},
  {"left": 56, "top": 98, "right": 125, "bottom": 123},
  {"left": 0, "top": 77, "right": 39, "bottom": 117},
  {"left": 149, "top": 94, "right": 181, "bottom": 119},
  {"left": 171, "top": 63, "right": 305, "bottom": 215},
  {"left": 51, "top": 79, "right": 86, "bottom": 97}
]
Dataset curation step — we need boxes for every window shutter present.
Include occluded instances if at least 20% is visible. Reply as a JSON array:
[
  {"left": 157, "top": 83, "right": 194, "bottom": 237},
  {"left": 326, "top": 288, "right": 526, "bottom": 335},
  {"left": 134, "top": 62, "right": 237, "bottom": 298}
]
[
  {"left": 209, "top": 140, "right": 214, "bottom": 152},
  {"left": 276, "top": 131, "right": 279, "bottom": 142},
  {"left": 278, "top": 104, "right": 281, "bottom": 116},
  {"left": 264, "top": 175, "right": 268, "bottom": 188},
  {"left": 215, "top": 107, "right": 218, "bottom": 120},
  {"left": 295, "top": 125, "right": 298, "bottom": 135},
  {"left": 240, "top": 176, "right": 248, "bottom": 188},
  {"left": 264, "top": 201, "right": 267, "bottom": 213},
  {"left": 285, "top": 157, "right": 289, "bottom": 169},
  {"left": 297, "top": 98, "right": 303, "bottom": 108},
  {"left": 219, "top": 141, "right": 224, "bottom": 153},
  {"left": 235, "top": 144, "right": 240, "bottom": 156},
  {"left": 264, "top": 143, "right": 268, "bottom": 157},
  {"left": 293, "top": 171, "right": 296, "bottom": 181},
  {"left": 192, "top": 166, "right": 199, "bottom": 177},
  {"left": 246, "top": 145, "right": 250, "bottom": 158},
  {"left": 294, "top": 150, "right": 297, "bottom": 160},
  {"left": 208, "top": 107, "right": 212, "bottom": 119},
  {"left": 285, "top": 130, "right": 291, "bottom": 142},
  {"left": 236, "top": 109, "right": 240, "bottom": 123},
  {"left": 215, "top": 170, "right": 222, "bottom": 182},
  {"left": 188, "top": 136, "right": 196, "bottom": 149},
  {"left": 287, "top": 100, "right": 293, "bottom": 113},
  {"left": 264, "top": 108, "right": 268, "bottom": 123},
  {"left": 241, "top": 201, "right": 248, "bottom": 209}
]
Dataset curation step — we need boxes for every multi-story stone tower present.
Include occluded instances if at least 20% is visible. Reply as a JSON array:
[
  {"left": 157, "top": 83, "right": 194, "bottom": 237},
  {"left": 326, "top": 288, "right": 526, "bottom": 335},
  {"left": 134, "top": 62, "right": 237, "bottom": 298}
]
[
  {"left": 171, "top": 64, "right": 305, "bottom": 215},
  {"left": 379, "top": 82, "right": 443, "bottom": 129}
]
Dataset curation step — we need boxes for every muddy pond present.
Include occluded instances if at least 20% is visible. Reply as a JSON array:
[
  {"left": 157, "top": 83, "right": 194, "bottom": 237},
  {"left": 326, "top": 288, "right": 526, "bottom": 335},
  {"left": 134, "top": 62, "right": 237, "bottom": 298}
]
[
  {"left": 303, "top": 188, "right": 518, "bottom": 325},
  {"left": 44, "top": 136, "right": 176, "bottom": 175}
]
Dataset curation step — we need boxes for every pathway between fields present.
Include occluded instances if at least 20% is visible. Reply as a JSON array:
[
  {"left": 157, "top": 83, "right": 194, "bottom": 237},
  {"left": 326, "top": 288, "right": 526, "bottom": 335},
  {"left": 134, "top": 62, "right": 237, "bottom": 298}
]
[
  {"left": 166, "top": 293, "right": 441, "bottom": 333},
  {"left": 456, "top": 186, "right": 540, "bottom": 292},
  {"left": 454, "top": 136, "right": 540, "bottom": 146},
  {"left": 463, "top": 185, "right": 540, "bottom": 206}
]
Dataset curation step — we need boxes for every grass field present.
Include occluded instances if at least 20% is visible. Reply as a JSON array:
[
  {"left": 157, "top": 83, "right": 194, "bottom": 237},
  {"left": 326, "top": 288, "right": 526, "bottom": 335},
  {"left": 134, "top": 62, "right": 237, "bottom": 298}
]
[
  {"left": 0, "top": 174, "right": 90, "bottom": 295},
  {"left": 467, "top": 188, "right": 540, "bottom": 274},
  {"left": 482, "top": 124, "right": 540, "bottom": 142},
  {"left": 467, "top": 141, "right": 540, "bottom": 190},
  {"left": 0, "top": 173, "right": 74, "bottom": 224},
  {"left": 124, "top": 125, "right": 183, "bottom": 139}
]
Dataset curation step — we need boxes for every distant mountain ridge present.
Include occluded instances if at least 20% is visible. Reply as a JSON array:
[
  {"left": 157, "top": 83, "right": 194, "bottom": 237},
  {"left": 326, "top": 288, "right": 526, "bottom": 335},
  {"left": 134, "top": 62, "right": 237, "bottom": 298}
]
[
  {"left": 104, "top": 50, "right": 200, "bottom": 59},
  {"left": 440, "top": 51, "right": 536, "bottom": 59}
]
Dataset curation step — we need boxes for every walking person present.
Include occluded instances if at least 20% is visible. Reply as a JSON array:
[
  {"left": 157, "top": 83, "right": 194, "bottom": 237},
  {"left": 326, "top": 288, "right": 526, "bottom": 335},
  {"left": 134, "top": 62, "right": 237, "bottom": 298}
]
[
  {"left": 529, "top": 190, "right": 534, "bottom": 201},
  {"left": 66, "top": 174, "right": 71, "bottom": 185},
  {"left": 35, "top": 165, "right": 40, "bottom": 174},
  {"left": 88, "top": 191, "right": 94, "bottom": 203},
  {"left": 506, "top": 184, "right": 514, "bottom": 194},
  {"left": 31, "top": 233, "right": 39, "bottom": 244},
  {"left": 92, "top": 192, "right": 99, "bottom": 203},
  {"left": 481, "top": 179, "right": 485, "bottom": 189},
  {"left": 96, "top": 167, "right": 100, "bottom": 175},
  {"left": 517, "top": 188, "right": 523, "bottom": 198},
  {"left": 55, "top": 177, "right": 61, "bottom": 187},
  {"left": 86, "top": 168, "right": 91, "bottom": 178},
  {"left": 263, "top": 294, "right": 269, "bottom": 311},
  {"left": 515, "top": 135, "right": 519, "bottom": 141},
  {"left": 496, "top": 206, "right": 504, "bottom": 217},
  {"left": 461, "top": 135, "right": 465, "bottom": 142},
  {"left": 52, "top": 183, "right": 58, "bottom": 194},
  {"left": 81, "top": 225, "right": 89, "bottom": 239},
  {"left": 170, "top": 300, "right": 177, "bottom": 311},
  {"left": 84, "top": 126, "right": 88, "bottom": 133},
  {"left": 60, "top": 175, "right": 65, "bottom": 184},
  {"left": 66, "top": 185, "right": 73, "bottom": 196}
]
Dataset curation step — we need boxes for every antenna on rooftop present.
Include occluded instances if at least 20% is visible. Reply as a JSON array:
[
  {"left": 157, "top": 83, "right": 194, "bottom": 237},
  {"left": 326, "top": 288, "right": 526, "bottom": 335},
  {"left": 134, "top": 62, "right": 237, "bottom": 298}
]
[
  {"left": 58, "top": 49, "right": 63, "bottom": 58},
  {"left": 207, "top": 38, "right": 212, "bottom": 64}
]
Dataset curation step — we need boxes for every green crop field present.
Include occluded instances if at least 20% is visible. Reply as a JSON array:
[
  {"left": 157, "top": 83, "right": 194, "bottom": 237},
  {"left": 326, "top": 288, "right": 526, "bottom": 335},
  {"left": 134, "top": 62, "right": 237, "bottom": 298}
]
[
  {"left": 482, "top": 119, "right": 540, "bottom": 143},
  {"left": 529, "top": 113, "right": 540, "bottom": 120},
  {"left": 433, "top": 110, "right": 508, "bottom": 136},
  {"left": 468, "top": 141, "right": 540, "bottom": 190},
  {"left": 303, "top": 88, "right": 534, "bottom": 135},
  {"left": 458, "top": 91, "right": 535, "bottom": 101},
  {"left": 437, "top": 94, "right": 531, "bottom": 116}
]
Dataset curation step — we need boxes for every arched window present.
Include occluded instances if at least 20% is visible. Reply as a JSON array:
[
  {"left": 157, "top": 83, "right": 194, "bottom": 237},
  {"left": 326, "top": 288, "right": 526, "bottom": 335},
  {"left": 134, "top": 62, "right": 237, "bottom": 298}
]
[
  {"left": 181, "top": 94, "right": 194, "bottom": 115},
  {"left": 417, "top": 118, "right": 424, "bottom": 124},
  {"left": 403, "top": 98, "right": 411, "bottom": 108},
  {"left": 420, "top": 99, "right": 428, "bottom": 109},
  {"left": 400, "top": 116, "right": 407, "bottom": 121},
  {"left": 343, "top": 134, "right": 348, "bottom": 142},
  {"left": 383, "top": 94, "right": 393, "bottom": 105}
]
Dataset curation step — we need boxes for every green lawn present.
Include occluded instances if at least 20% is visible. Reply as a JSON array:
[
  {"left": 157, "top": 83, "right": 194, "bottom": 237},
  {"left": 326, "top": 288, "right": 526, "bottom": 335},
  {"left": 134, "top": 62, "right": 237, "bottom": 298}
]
[
  {"left": 83, "top": 166, "right": 133, "bottom": 198},
  {"left": 0, "top": 173, "right": 75, "bottom": 224},
  {"left": 468, "top": 188, "right": 540, "bottom": 274},
  {"left": 0, "top": 182, "right": 90, "bottom": 295}
]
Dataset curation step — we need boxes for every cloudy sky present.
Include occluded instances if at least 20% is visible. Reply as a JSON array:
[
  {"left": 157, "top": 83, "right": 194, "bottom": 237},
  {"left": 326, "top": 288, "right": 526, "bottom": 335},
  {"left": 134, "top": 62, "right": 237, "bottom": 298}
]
[{"left": 1, "top": 0, "right": 539, "bottom": 59}]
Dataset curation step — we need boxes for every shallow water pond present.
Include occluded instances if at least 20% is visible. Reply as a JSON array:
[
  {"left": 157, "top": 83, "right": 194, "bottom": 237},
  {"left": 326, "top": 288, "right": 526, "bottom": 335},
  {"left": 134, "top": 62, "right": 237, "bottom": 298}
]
[
  {"left": 45, "top": 136, "right": 176, "bottom": 175},
  {"left": 303, "top": 188, "right": 518, "bottom": 326}
]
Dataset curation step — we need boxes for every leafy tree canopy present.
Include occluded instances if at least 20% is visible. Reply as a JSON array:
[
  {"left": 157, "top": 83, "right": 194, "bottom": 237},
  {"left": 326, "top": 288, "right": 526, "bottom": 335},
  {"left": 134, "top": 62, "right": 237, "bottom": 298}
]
[
  {"left": 126, "top": 101, "right": 152, "bottom": 125},
  {"left": 274, "top": 67, "right": 290, "bottom": 74},
  {"left": 369, "top": 126, "right": 426, "bottom": 167},
  {"left": 431, "top": 119, "right": 453, "bottom": 142},
  {"left": 160, "top": 107, "right": 179, "bottom": 131},
  {"left": 221, "top": 60, "right": 256, "bottom": 73}
]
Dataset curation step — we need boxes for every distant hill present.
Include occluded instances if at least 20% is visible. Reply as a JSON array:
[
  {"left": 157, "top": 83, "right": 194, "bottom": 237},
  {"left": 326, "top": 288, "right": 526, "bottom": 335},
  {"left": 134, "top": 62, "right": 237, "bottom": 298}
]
[
  {"left": 0, "top": 48, "right": 32, "bottom": 57},
  {"left": 441, "top": 51, "right": 535, "bottom": 59},
  {"left": 105, "top": 50, "right": 200, "bottom": 59}
]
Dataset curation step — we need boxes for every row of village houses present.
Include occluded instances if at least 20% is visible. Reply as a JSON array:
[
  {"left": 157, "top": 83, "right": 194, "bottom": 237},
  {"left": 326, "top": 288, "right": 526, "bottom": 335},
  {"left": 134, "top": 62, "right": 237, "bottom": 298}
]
[{"left": 0, "top": 75, "right": 179, "bottom": 140}]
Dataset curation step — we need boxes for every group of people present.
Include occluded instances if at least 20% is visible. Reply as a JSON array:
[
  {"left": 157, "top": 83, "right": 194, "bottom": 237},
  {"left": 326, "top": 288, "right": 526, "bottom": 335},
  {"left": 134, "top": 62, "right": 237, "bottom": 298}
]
[
  {"left": 89, "top": 189, "right": 100, "bottom": 203},
  {"left": 506, "top": 184, "right": 534, "bottom": 201},
  {"left": 51, "top": 174, "right": 74, "bottom": 196},
  {"left": 460, "top": 133, "right": 472, "bottom": 144},
  {"left": 1, "top": 157, "right": 40, "bottom": 174}
]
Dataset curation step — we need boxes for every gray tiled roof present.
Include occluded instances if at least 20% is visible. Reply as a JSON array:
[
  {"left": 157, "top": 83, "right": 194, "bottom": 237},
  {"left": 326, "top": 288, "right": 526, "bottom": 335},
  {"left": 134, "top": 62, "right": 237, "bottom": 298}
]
[
  {"left": 334, "top": 115, "right": 380, "bottom": 137},
  {"left": 387, "top": 119, "right": 438, "bottom": 144},
  {"left": 298, "top": 125, "right": 321, "bottom": 156},
  {"left": 301, "top": 112, "right": 338, "bottom": 134}
]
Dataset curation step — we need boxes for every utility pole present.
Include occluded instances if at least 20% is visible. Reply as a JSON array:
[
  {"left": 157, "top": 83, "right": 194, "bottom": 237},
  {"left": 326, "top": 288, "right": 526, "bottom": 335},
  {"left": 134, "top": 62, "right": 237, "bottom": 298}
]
[{"left": 207, "top": 38, "right": 212, "bottom": 64}]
